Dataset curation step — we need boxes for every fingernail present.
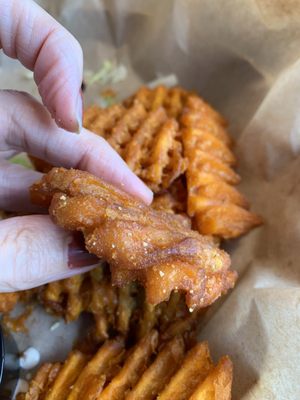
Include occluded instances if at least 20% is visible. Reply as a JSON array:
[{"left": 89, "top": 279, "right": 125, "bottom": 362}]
[
  {"left": 132, "top": 175, "right": 153, "bottom": 205},
  {"left": 68, "top": 233, "right": 99, "bottom": 268},
  {"left": 142, "top": 185, "right": 153, "bottom": 205},
  {"left": 74, "top": 90, "right": 83, "bottom": 134}
]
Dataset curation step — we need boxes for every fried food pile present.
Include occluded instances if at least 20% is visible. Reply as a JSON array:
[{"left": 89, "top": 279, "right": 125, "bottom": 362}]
[
  {"left": 18, "top": 331, "right": 233, "bottom": 400},
  {"left": 1, "top": 85, "right": 266, "bottom": 400},
  {"left": 83, "top": 98, "right": 187, "bottom": 193},
  {"left": 37, "top": 266, "right": 202, "bottom": 343},
  {"left": 31, "top": 85, "right": 262, "bottom": 239},
  {"left": 82, "top": 85, "right": 262, "bottom": 239},
  {"left": 30, "top": 167, "right": 236, "bottom": 310},
  {"left": 0, "top": 292, "right": 21, "bottom": 313}
]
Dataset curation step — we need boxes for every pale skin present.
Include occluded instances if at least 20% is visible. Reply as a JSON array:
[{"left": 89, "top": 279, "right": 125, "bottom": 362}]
[{"left": 0, "top": 0, "right": 153, "bottom": 291}]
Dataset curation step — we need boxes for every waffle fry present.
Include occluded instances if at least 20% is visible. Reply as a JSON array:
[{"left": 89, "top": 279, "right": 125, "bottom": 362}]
[
  {"left": 0, "top": 292, "right": 20, "bottom": 313},
  {"left": 160, "top": 310, "right": 201, "bottom": 342},
  {"left": 122, "top": 85, "right": 262, "bottom": 238},
  {"left": 189, "top": 356, "right": 233, "bottom": 400},
  {"left": 26, "top": 260, "right": 187, "bottom": 342},
  {"left": 21, "top": 362, "right": 61, "bottom": 400},
  {"left": 21, "top": 335, "right": 232, "bottom": 400},
  {"left": 158, "top": 342, "right": 213, "bottom": 400},
  {"left": 99, "top": 331, "right": 159, "bottom": 400},
  {"left": 37, "top": 265, "right": 201, "bottom": 344},
  {"left": 123, "top": 86, "right": 191, "bottom": 118},
  {"left": 83, "top": 102, "right": 187, "bottom": 192},
  {"left": 30, "top": 84, "right": 261, "bottom": 239},
  {"left": 152, "top": 178, "right": 188, "bottom": 216},
  {"left": 30, "top": 167, "right": 235, "bottom": 309},
  {"left": 83, "top": 104, "right": 126, "bottom": 136},
  {"left": 125, "top": 335, "right": 185, "bottom": 400},
  {"left": 116, "top": 284, "right": 137, "bottom": 335},
  {"left": 181, "top": 105, "right": 262, "bottom": 239},
  {"left": 180, "top": 95, "right": 231, "bottom": 146},
  {"left": 67, "top": 338, "right": 125, "bottom": 400},
  {"left": 38, "top": 267, "right": 119, "bottom": 341},
  {"left": 0, "top": 288, "right": 37, "bottom": 316},
  {"left": 44, "top": 351, "right": 87, "bottom": 400},
  {"left": 182, "top": 146, "right": 262, "bottom": 238},
  {"left": 194, "top": 204, "right": 263, "bottom": 239}
]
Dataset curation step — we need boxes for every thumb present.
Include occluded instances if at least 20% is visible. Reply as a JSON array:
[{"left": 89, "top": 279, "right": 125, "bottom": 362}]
[{"left": 0, "top": 215, "right": 99, "bottom": 291}]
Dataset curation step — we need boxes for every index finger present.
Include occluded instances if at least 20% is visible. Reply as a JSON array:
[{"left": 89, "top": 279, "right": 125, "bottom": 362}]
[{"left": 0, "top": 0, "right": 83, "bottom": 132}]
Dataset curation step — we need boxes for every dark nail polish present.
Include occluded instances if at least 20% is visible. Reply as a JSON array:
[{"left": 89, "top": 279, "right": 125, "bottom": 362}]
[{"left": 68, "top": 233, "right": 99, "bottom": 268}]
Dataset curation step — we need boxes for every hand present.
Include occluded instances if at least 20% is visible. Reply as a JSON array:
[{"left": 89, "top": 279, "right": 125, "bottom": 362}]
[{"left": 0, "top": 0, "right": 152, "bottom": 292}]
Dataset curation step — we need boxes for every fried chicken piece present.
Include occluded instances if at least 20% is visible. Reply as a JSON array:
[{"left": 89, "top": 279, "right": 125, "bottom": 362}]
[{"left": 30, "top": 168, "right": 236, "bottom": 310}]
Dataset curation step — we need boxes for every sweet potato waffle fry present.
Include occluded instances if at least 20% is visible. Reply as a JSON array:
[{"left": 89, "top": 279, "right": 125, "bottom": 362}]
[
  {"left": 31, "top": 84, "right": 261, "bottom": 239},
  {"left": 19, "top": 333, "right": 232, "bottom": 400},
  {"left": 123, "top": 85, "right": 192, "bottom": 119},
  {"left": 180, "top": 96, "right": 262, "bottom": 239},
  {"left": 30, "top": 167, "right": 236, "bottom": 310},
  {"left": 0, "top": 264, "right": 202, "bottom": 345},
  {"left": 39, "top": 268, "right": 201, "bottom": 343},
  {"left": 83, "top": 101, "right": 187, "bottom": 192},
  {"left": 83, "top": 85, "right": 262, "bottom": 239},
  {"left": 17, "top": 362, "right": 61, "bottom": 400},
  {"left": 123, "top": 85, "right": 262, "bottom": 238},
  {"left": 0, "top": 292, "right": 21, "bottom": 313}
]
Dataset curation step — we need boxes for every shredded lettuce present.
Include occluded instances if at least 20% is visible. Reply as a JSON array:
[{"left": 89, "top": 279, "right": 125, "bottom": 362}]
[
  {"left": 147, "top": 74, "right": 178, "bottom": 88},
  {"left": 85, "top": 60, "right": 127, "bottom": 86},
  {"left": 9, "top": 153, "right": 34, "bottom": 169}
]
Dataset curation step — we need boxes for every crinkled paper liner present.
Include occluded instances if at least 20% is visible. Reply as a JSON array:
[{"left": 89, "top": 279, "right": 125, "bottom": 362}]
[{"left": 0, "top": 0, "right": 300, "bottom": 398}]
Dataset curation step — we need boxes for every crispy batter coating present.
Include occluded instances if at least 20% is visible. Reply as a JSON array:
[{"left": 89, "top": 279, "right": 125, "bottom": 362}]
[
  {"left": 19, "top": 334, "right": 233, "bottom": 400},
  {"left": 30, "top": 168, "right": 236, "bottom": 310}
]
